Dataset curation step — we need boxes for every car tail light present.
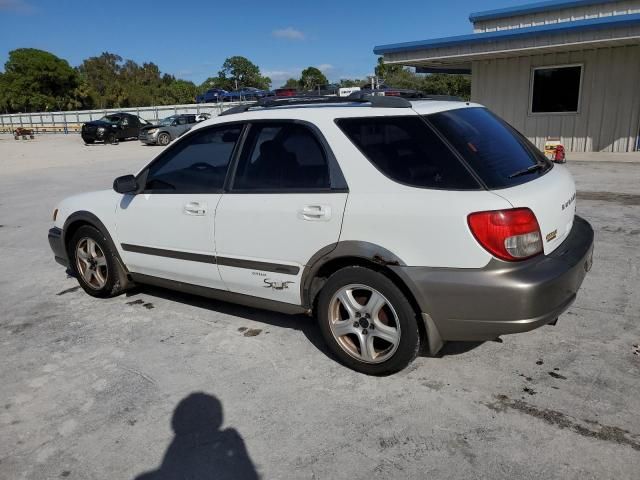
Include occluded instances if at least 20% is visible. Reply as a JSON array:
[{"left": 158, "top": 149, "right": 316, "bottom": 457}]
[{"left": 467, "top": 208, "right": 542, "bottom": 261}]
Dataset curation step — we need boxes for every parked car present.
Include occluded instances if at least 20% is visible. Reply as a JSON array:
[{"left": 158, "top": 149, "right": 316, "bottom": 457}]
[
  {"left": 81, "top": 113, "right": 150, "bottom": 145},
  {"left": 139, "top": 114, "right": 199, "bottom": 146},
  {"left": 49, "top": 95, "right": 594, "bottom": 375},
  {"left": 196, "top": 88, "right": 228, "bottom": 103},
  {"left": 275, "top": 87, "right": 299, "bottom": 97},
  {"left": 222, "top": 87, "right": 271, "bottom": 101}
]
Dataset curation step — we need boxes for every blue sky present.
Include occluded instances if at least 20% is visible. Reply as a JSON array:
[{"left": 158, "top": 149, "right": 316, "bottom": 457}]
[{"left": 0, "top": 0, "right": 526, "bottom": 87}]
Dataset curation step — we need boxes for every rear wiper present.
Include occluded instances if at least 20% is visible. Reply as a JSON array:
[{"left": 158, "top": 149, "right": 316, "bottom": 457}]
[{"left": 508, "top": 162, "right": 546, "bottom": 179}]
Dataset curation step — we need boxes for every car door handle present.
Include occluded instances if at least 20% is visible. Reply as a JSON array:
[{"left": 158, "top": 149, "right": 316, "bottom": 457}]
[
  {"left": 300, "top": 205, "right": 331, "bottom": 221},
  {"left": 183, "top": 202, "right": 206, "bottom": 216}
]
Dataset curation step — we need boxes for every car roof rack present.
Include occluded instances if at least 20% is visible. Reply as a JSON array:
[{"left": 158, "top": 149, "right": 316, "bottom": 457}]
[{"left": 218, "top": 93, "right": 412, "bottom": 116}]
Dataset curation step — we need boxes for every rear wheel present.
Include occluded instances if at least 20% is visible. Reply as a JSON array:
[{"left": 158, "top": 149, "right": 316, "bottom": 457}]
[
  {"left": 158, "top": 132, "right": 170, "bottom": 146},
  {"left": 317, "top": 266, "right": 420, "bottom": 375},
  {"left": 69, "top": 225, "right": 126, "bottom": 298}
]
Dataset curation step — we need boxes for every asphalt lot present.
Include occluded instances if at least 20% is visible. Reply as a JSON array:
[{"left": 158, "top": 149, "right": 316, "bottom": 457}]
[{"left": 1, "top": 134, "right": 639, "bottom": 479}]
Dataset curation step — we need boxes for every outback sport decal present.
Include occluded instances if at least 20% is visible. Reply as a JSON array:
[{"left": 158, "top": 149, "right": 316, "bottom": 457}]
[
  {"left": 263, "top": 279, "right": 294, "bottom": 291},
  {"left": 562, "top": 192, "right": 576, "bottom": 211}
]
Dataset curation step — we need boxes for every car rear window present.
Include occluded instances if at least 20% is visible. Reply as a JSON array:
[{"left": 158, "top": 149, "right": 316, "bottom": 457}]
[
  {"left": 336, "top": 117, "right": 479, "bottom": 190},
  {"left": 426, "top": 107, "right": 552, "bottom": 189}
]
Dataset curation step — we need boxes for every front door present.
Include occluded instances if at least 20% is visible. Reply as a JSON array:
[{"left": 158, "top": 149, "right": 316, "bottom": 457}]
[
  {"left": 215, "top": 121, "right": 348, "bottom": 305},
  {"left": 115, "top": 124, "right": 243, "bottom": 289}
]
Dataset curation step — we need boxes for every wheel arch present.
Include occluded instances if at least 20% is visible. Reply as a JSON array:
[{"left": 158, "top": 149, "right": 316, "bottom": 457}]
[
  {"left": 62, "top": 211, "right": 130, "bottom": 279},
  {"left": 300, "top": 241, "right": 420, "bottom": 313}
]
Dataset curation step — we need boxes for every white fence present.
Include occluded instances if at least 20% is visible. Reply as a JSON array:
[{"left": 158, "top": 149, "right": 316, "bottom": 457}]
[{"left": 0, "top": 102, "right": 249, "bottom": 134}]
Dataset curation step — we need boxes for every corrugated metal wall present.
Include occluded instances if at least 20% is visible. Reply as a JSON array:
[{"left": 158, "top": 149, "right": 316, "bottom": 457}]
[
  {"left": 471, "top": 45, "right": 640, "bottom": 152},
  {"left": 473, "top": 0, "right": 640, "bottom": 32}
]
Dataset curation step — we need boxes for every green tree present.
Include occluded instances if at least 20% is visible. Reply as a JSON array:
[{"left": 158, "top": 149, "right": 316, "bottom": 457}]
[
  {"left": 299, "top": 66, "right": 328, "bottom": 91},
  {"left": 164, "top": 79, "right": 199, "bottom": 104},
  {"left": 78, "top": 52, "right": 124, "bottom": 108},
  {"left": 282, "top": 78, "right": 299, "bottom": 89},
  {"left": 1, "top": 48, "right": 78, "bottom": 112},
  {"left": 216, "top": 56, "right": 271, "bottom": 90},
  {"left": 339, "top": 78, "right": 364, "bottom": 88},
  {"left": 374, "top": 57, "right": 403, "bottom": 81}
]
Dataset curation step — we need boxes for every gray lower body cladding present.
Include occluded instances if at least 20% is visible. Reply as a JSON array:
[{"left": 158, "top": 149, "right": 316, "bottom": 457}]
[
  {"left": 48, "top": 227, "right": 68, "bottom": 268},
  {"left": 392, "top": 215, "right": 594, "bottom": 342}
]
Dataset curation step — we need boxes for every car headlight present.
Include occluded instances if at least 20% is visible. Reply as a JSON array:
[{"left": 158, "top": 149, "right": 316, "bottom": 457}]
[
  {"left": 148, "top": 128, "right": 158, "bottom": 134},
  {"left": 97, "top": 127, "right": 105, "bottom": 133}
]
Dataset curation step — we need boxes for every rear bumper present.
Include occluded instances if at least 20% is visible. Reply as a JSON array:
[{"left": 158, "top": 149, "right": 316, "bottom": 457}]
[
  {"left": 393, "top": 215, "right": 594, "bottom": 344},
  {"left": 48, "top": 227, "right": 69, "bottom": 268}
]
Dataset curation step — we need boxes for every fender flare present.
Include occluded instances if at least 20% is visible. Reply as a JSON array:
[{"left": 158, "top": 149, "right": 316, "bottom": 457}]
[
  {"left": 62, "top": 211, "right": 130, "bottom": 277},
  {"left": 300, "top": 240, "right": 406, "bottom": 308}
]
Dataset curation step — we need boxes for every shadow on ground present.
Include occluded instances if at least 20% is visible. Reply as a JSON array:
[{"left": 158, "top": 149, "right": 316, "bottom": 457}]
[
  {"left": 126, "top": 285, "right": 483, "bottom": 360},
  {"left": 126, "top": 285, "right": 331, "bottom": 357},
  {"left": 134, "top": 392, "right": 259, "bottom": 480}
]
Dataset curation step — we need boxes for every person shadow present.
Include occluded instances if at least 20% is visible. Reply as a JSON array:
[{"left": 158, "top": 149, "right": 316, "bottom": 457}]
[{"left": 135, "top": 392, "right": 259, "bottom": 480}]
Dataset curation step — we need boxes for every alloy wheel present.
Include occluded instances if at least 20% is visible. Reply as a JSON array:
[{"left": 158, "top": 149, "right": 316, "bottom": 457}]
[
  {"left": 328, "top": 284, "right": 401, "bottom": 364},
  {"left": 75, "top": 237, "right": 108, "bottom": 290}
]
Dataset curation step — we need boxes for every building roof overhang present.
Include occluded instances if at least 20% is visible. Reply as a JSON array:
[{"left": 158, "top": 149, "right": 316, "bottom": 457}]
[
  {"left": 374, "top": 13, "right": 640, "bottom": 69},
  {"left": 468, "top": 0, "right": 622, "bottom": 23}
]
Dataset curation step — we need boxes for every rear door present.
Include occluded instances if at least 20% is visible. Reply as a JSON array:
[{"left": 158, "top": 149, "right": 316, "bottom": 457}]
[
  {"left": 214, "top": 121, "right": 348, "bottom": 305},
  {"left": 427, "top": 107, "right": 576, "bottom": 254}
]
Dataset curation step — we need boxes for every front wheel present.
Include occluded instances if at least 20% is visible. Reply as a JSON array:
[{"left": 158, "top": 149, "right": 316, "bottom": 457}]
[
  {"left": 69, "top": 225, "right": 126, "bottom": 298},
  {"left": 158, "top": 132, "right": 171, "bottom": 146},
  {"left": 317, "top": 266, "right": 420, "bottom": 375}
]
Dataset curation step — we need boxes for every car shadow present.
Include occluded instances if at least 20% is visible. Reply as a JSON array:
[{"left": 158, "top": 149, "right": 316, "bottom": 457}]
[
  {"left": 432, "top": 340, "right": 484, "bottom": 357},
  {"left": 124, "top": 285, "right": 331, "bottom": 357},
  {"left": 134, "top": 392, "right": 259, "bottom": 480},
  {"left": 125, "top": 284, "right": 483, "bottom": 360}
]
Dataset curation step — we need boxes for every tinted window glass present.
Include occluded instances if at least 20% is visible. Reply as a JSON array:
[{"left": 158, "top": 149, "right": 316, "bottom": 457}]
[
  {"left": 531, "top": 66, "right": 581, "bottom": 113},
  {"left": 336, "top": 116, "right": 478, "bottom": 190},
  {"left": 427, "top": 107, "right": 551, "bottom": 189},
  {"left": 145, "top": 125, "right": 242, "bottom": 192},
  {"left": 232, "top": 123, "right": 330, "bottom": 190}
]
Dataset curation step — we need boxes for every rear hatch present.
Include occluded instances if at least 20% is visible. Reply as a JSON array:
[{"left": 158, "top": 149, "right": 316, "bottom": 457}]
[{"left": 426, "top": 106, "right": 576, "bottom": 255}]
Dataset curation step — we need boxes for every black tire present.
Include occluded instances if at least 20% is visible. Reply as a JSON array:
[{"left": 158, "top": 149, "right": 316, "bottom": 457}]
[
  {"left": 158, "top": 132, "right": 171, "bottom": 146},
  {"left": 317, "top": 266, "right": 420, "bottom": 375},
  {"left": 69, "top": 225, "right": 127, "bottom": 298},
  {"left": 105, "top": 133, "right": 117, "bottom": 145}
]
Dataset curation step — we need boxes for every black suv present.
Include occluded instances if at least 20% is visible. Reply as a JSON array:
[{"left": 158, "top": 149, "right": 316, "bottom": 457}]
[{"left": 81, "top": 113, "right": 150, "bottom": 145}]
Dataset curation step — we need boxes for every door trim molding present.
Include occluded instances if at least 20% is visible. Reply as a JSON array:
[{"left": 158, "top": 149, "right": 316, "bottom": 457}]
[
  {"left": 121, "top": 243, "right": 217, "bottom": 264},
  {"left": 120, "top": 243, "right": 300, "bottom": 275}
]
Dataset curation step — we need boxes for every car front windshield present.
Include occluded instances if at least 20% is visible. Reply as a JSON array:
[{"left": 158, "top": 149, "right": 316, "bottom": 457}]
[
  {"left": 99, "top": 115, "right": 120, "bottom": 123},
  {"left": 159, "top": 116, "right": 177, "bottom": 126}
]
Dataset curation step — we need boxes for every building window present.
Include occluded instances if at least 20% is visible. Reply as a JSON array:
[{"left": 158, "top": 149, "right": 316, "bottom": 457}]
[{"left": 531, "top": 65, "right": 582, "bottom": 114}]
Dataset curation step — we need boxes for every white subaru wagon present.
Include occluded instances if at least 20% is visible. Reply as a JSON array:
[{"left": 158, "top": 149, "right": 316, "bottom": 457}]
[{"left": 48, "top": 95, "right": 594, "bottom": 375}]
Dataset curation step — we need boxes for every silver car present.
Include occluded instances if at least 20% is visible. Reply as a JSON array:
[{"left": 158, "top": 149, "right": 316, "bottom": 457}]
[{"left": 139, "top": 114, "right": 198, "bottom": 146}]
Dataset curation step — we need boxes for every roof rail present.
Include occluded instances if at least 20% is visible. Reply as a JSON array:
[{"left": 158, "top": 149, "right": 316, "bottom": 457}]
[{"left": 218, "top": 94, "right": 411, "bottom": 116}]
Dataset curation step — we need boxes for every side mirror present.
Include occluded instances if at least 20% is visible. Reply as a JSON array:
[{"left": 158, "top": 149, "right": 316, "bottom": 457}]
[{"left": 113, "top": 175, "right": 139, "bottom": 194}]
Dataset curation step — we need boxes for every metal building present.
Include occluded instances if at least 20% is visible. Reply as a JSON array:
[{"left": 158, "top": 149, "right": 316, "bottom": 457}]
[{"left": 374, "top": 0, "right": 640, "bottom": 152}]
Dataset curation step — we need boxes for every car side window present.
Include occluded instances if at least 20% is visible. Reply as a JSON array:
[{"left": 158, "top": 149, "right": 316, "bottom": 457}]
[
  {"left": 232, "top": 122, "right": 330, "bottom": 191},
  {"left": 336, "top": 116, "right": 479, "bottom": 190},
  {"left": 178, "top": 116, "right": 188, "bottom": 125},
  {"left": 144, "top": 125, "right": 242, "bottom": 193},
  {"left": 121, "top": 116, "right": 129, "bottom": 126}
]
